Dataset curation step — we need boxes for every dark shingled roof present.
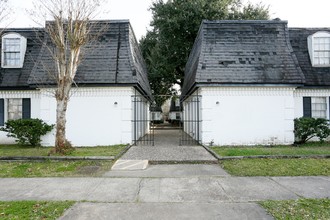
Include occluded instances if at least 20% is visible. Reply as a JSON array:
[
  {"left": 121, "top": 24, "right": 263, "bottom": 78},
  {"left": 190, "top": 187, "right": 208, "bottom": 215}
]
[
  {"left": 181, "top": 20, "right": 306, "bottom": 97},
  {"left": 0, "top": 20, "right": 152, "bottom": 99},
  {"left": 289, "top": 28, "right": 330, "bottom": 87},
  {"left": 0, "top": 29, "right": 45, "bottom": 89}
]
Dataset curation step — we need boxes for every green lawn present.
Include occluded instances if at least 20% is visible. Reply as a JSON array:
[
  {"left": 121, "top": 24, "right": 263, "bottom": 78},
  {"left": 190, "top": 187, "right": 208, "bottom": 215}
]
[
  {"left": 0, "top": 201, "right": 74, "bottom": 220},
  {"left": 211, "top": 145, "right": 330, "bottom": 157},
  {"left": 260, "top": 198, "right": 330, "bottom": 220},
  {"left": 0, "top": 145, "right": 127, "bottom": 157},
  {"left": 0, "top": 160, "right": 113, "bottom": 177},
  {"left": 220, "top": 158, "right": 330, "bottom": 176}
]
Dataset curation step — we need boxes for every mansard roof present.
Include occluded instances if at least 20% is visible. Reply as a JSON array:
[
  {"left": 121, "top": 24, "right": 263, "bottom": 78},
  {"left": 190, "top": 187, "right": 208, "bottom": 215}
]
[
  {"left": 289, "top": 28, "right": 330, "bottom": 87},
  {"left": 181, "top": 20, "right": 306, "bottom": 97},
  {"left": 0, "top": 29, "right": 45, "bottom": 88},
  {"left": 0, "top": 20, "right": 152, "bottom": 99}
]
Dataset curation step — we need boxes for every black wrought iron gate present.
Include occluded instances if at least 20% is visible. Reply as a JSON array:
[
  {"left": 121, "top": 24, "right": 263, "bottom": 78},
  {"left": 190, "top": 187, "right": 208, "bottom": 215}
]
[
  {"left": 179, "top": 94, "right": 202, "bottom": 145},
  {"left": 132, "top": 93, "right": 154, "bottom": 146},
  {"left": 132, "top": 94, "right": 202, "bottom": 146}
]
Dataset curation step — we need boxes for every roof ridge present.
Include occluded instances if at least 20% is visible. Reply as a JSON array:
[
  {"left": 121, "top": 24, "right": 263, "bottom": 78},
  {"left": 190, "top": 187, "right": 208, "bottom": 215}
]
[{"left": 202, "top": 19, "right": 287, "bottom": 24}]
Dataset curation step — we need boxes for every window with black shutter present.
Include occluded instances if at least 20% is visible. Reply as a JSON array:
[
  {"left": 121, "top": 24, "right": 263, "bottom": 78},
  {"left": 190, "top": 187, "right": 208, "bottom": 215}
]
[
  {"left": 303, "top": 97, "right": 312, "bottom": 118},
  {"left": 303, "top": 96, "right": 328, "bottom": 119},
  {"left": 0, "top": 99, "right": 4, "bottom": 126},
  {"left": 22, "top": 98, "right": 31, "bottom": 119}
]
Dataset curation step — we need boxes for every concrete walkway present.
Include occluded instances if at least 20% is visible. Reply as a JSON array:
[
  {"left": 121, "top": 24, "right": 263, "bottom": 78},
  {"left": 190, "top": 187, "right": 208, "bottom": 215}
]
[
  {"left": 122, "top": 129, "right": 217, "bottom": 163},
  {"left": 0, "top": 164, "right": 329, "bottom": 219}
]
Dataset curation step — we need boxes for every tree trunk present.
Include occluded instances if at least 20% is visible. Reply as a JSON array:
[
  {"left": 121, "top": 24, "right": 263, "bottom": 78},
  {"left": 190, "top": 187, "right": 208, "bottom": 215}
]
[{"left": 54, "top": 79, "right": 73, "bottom": 154}]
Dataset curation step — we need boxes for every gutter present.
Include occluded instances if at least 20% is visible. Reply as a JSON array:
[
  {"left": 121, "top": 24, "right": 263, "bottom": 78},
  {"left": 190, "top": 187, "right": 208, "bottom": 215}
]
[{"left": 181, "top": 82, "right": 304, "bottom": 101}]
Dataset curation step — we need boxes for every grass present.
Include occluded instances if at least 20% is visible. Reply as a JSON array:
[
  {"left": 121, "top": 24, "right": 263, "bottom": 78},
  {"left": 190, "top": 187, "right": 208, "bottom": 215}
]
[
  {"left": 0, "top": 201, "right": 74, "bottom": 220},
  {"left": 220, "top": 158, "right": 330, "bottom": 176},
  {"left": 211, "top": 145, "right": 330, "bottom": 157},
  {"left": 0, "top": 160, "right": 113, "bottom": 177},
  {"left": 260, "top": 198, "right": 330, "bottom": 220},
  {"left": 0, "top": 144, "right": 127, "bottom": 157}
]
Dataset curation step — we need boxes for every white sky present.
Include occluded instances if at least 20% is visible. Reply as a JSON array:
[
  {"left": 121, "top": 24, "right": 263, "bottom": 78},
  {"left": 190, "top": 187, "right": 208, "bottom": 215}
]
[{"left": 2, "top": 0, "right": 330, "bottom": 40}]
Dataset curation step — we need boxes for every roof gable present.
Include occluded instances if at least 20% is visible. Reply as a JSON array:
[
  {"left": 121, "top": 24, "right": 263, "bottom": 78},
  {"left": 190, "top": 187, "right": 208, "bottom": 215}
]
[{"left": 182, "top": 20, "right": 305, "bottom": 96}]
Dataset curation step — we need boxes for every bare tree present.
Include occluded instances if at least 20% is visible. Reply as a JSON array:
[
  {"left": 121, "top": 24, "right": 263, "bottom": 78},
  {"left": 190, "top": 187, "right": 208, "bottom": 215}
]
[
  {"left": 0, "top": 0, "right": 9, "bottom": 29},
  {"left": 35, "top": 0, "right": 103, "bottom": 154}
]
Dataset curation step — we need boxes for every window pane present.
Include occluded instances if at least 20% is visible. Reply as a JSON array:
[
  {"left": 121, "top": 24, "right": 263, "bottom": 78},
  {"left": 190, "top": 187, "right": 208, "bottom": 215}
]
[
  {"left": 8, "top": 99, "right": 22, "bottom": 120},
  {"left": 2, "top": 38, "right": 21, "bottom": 67},
  {"left": 311, "top": 97, "right": 327, "bottom": 119}
]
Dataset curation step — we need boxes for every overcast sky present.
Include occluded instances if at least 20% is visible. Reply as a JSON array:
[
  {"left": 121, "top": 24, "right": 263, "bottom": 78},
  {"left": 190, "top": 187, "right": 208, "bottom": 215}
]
[{"left": 2, "top": 0, "right": 330, "bottom": 40}]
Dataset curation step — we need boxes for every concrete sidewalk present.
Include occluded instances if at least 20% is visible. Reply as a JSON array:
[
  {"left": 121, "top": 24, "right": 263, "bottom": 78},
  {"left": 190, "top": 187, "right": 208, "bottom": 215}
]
[
  {"left": 1, "top": 175, "right": 329, "bottom": 203},
  {"left": 0, "top": 164, "right": 329, "bottom": 219}
]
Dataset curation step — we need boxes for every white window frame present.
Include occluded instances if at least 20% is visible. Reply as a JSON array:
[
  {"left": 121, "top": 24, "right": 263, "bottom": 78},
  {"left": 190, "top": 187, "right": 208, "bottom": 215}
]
[
  {"left": 7, "top": 98, "right": 23, "bottom": 120},
  {"left": 307, "top": 31, "right": 330, "bottom": 67},
  {"left": 311, "top": 97, "right": 327, "bottom": 119},
  {"left": 1, "top": 33, "right": 27, "bottom": 68}
]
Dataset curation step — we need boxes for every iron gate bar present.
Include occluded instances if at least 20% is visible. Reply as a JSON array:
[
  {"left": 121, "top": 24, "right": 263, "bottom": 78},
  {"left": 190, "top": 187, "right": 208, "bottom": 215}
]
[
  {"left": 132, "top": 91, "right": 155, "bottom": 146},
  {"left": 180, "top": 92, "right": 202, "bottom": 146},
  {"left": 132, "top": 93, "right": 202, "bottom": 146}
]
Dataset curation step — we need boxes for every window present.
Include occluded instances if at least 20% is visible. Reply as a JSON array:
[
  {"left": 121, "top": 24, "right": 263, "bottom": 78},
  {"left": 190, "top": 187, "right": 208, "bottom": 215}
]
[
  {"left": 314, "top": 37, "right": 330, "bottom": 65},
  {"left": 0, "top": 98, "right": 31, "bottom": 126},
  {"left": 175, "top": 99, "right": 180, "bottom": 107},
  {"left": 307, "top": 32, "right": 330, "bottom": 67},
  {"left": 176, "top": 112, "right": 181, "bottom": 120},
  {"left": 1, "top": 33, "right": 27, "bottom": 68},
  {"left": 8, "top": 99, "right": 23, "bottom": 120},
  {"left": 303, "top": 97, "right": 327, "bottom": 119}
]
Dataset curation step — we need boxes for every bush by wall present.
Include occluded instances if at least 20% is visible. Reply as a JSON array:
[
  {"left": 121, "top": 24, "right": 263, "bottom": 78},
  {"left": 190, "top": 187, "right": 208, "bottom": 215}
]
[
  {"left": 0, "top": 119, "right": 54, "bottom": 146},
  {"left": 294, "top": 117, "right": 330, "bottom": 144}
]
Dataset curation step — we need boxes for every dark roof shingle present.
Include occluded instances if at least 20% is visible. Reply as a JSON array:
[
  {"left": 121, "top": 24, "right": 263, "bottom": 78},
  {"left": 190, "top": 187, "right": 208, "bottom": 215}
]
[
  {"left": 0, "top": 29, "right": 45, "bottom": 89},
  {"left": 182, "top": 20, "right": 306, "bottom": 97},
  {"left": 289, "top": 28, "right": 330, "bottom": 87},
  {"left": 0, "top": 20, "right": 152, "bottom": 98}
]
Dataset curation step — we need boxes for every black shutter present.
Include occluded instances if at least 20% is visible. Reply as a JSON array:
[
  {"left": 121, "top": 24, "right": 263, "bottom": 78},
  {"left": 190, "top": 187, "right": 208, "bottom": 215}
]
[
  {"left": 22, "top": 98, "right": 31, "bottom": 119},
  {"left": 0, "top": 99, "right": 4, "bottom": 126},
  {"left": 303, "top": 97, "right": 312, "bottom": 118}
]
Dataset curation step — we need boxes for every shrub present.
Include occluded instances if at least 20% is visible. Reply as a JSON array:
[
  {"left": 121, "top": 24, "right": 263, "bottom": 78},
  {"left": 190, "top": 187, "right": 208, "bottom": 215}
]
[
  {"left": 294, "top": 117, "right": 330, "bottom": 144},
  {"left": 0, "top": 119, "right": 54, "bottom": 146}
]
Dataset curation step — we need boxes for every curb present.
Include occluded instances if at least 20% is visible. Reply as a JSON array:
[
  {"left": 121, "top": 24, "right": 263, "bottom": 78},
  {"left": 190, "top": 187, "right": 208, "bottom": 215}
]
[
  {"left": 0, "top": 156, "right": 115, "bottom": 161},
  {"left": 202, "top": 145, "right": 330, "bottom": 160},
  {"left": 202, "top": 145, "right": 222, "bottom": 160},
  {"left": 217, "top": 155, "right": 330, "bottom": 160},
  {"left": 114, "top": 144, "right": 132, "bottom": 160},
  {"left": 149, "top": 160, "right": 219, "bottom": 165},
  {"left": 0, "top": 144, "right": 132, "bottom": 162}
]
